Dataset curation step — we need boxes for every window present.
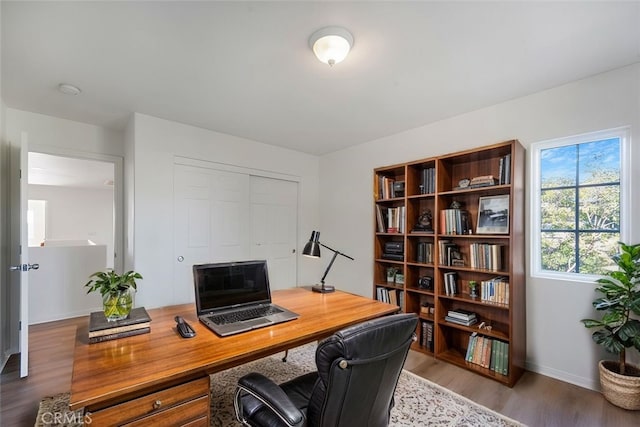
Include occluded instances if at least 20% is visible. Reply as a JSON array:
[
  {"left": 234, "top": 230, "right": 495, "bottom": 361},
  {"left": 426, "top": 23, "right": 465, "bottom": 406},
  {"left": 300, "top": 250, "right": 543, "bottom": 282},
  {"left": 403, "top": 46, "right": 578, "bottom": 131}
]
[
  {"left": 28, "top": 199, "right": 47, "bottom": 247},
  {"left": 531, "top": 128, "right": 629, "bottom": 277}
]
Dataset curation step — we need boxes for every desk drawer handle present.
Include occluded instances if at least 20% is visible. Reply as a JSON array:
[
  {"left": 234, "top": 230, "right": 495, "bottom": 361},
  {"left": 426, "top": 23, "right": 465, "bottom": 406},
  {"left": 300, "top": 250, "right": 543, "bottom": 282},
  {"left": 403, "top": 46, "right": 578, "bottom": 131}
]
[{"left": 153, "top": 400, "right": 162, "bottom": 410}]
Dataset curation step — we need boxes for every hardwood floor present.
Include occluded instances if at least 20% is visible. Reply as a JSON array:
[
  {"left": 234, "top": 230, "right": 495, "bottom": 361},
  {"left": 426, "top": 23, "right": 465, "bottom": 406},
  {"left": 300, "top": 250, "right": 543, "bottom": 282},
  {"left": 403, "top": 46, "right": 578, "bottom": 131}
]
[{"left": 2, "top": 318, "right": 638, "bottom": 426}]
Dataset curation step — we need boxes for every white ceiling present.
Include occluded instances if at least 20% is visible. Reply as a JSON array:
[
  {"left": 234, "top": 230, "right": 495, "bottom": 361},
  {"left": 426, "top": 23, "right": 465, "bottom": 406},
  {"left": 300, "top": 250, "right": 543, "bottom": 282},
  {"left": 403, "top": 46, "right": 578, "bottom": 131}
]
[
  {"left": 3, "top": 1, "right": 640, "bottom": 156},
  {"left": 28, "top": 152, "right": 115, "bottom": 189}
]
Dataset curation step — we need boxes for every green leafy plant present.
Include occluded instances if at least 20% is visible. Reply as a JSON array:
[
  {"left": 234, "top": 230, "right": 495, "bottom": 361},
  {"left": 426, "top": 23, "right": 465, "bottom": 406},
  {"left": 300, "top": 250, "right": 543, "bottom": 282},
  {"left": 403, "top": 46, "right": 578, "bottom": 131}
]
[
  {"left": 85, "top": 269, "right": 142, "bottom": 296},
  {"left": 85, "top": 270, "right": 142, "bottom": 320},
  {"left": 581, "top": 242, "right": 640, "bottom": 375}
]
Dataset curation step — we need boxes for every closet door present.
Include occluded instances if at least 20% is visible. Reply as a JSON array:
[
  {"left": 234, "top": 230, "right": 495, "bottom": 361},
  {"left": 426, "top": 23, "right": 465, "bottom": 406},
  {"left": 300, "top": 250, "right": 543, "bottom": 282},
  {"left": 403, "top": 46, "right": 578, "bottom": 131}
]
[
  {"left": 173, "top": 165, "right": 298, "bottom": 303},
  {"left": 250, "top": 176, "right": 298, "bottom": 291},
  {"left": 173, "top": 165, "right": 250, "bottom": 304}
]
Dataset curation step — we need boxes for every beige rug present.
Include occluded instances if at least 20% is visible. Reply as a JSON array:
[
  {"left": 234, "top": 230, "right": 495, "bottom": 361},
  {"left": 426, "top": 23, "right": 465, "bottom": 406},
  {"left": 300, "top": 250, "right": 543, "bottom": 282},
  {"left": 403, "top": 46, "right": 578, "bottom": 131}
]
[{"left": 37, "top": 343, "right": 525, "bottom": 427}]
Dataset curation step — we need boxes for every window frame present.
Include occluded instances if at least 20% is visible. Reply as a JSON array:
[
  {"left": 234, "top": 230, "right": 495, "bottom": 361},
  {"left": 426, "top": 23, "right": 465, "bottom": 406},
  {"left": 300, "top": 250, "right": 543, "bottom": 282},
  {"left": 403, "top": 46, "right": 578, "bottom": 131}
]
[{"left": 530, "top": 126, "right": 631, "bottom": 281}]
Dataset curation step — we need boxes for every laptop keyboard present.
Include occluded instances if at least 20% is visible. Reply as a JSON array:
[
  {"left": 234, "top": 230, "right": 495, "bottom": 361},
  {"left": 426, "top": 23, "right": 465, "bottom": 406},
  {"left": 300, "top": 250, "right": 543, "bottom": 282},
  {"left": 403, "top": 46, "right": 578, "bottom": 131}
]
[{"left": 208, "top": 305, "right": 283, "bottom": 325}]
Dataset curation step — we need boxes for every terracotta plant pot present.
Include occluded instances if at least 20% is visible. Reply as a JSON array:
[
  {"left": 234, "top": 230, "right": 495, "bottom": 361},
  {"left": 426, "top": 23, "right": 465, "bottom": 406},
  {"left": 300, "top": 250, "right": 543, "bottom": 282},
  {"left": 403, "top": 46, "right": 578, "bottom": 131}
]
[{"left": 599, "top": 360, "right": 640, "bottom": 410}]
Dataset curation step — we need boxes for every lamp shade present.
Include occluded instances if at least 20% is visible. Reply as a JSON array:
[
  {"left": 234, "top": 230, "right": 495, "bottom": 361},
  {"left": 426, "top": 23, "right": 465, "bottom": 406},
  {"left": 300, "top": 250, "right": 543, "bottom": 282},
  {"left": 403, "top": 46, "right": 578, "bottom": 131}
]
[
  {"left": 302, "top": 231, "right": 321, "bottom": 258},
  {"left": 309, "top": 27, "right": 353, "bottom": 66}
]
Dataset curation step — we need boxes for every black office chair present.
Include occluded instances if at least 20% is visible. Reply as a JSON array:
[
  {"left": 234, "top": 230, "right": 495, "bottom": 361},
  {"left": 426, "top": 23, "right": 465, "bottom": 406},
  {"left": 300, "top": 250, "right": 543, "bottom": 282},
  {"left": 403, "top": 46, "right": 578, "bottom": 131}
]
[{"left": 234, "top": 313, "right": 418, "bottom": 427}]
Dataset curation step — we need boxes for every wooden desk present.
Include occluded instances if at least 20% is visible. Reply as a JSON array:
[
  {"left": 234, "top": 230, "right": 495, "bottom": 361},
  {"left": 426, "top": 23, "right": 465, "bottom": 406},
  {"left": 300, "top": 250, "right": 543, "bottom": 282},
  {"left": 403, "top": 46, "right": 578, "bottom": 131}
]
[{"left": 69, "top": 288, "right": 397, "bottom": 425}]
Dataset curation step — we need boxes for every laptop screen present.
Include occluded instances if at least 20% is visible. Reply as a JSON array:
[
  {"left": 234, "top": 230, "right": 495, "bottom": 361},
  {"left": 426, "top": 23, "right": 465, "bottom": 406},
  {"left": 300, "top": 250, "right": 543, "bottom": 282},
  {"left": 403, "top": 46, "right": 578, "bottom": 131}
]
[{"left": 193, "top": 260, "right": 271, "bottom": 314}]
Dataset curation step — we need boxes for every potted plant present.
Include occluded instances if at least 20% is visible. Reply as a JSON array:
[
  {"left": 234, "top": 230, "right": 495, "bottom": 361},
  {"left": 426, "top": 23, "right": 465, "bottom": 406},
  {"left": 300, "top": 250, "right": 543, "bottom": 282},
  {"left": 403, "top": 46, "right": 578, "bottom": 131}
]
[
  {"left": 581, "top": 242, "right": 640, "bottom": 410},
  {"left": 468, "top": 280, "right": 478, "bottom": 298},
  {"left": 85, "top": 269, "right": 143, "bottom": 322}
]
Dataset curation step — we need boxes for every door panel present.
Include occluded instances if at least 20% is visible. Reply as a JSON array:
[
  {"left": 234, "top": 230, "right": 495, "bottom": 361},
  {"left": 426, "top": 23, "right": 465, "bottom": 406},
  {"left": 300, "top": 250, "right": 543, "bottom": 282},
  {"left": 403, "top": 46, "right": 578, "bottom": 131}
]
[
  {"left": 173, "top": 166, "right": 250, "bottom": 304},
  {"left": 250, "top": 176, "right": 298, "bottom": 290}
]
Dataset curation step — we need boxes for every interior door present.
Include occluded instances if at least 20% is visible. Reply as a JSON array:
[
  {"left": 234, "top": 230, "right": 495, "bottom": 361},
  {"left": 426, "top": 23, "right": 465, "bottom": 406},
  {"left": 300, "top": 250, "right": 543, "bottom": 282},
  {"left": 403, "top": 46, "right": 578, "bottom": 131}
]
[{"left": 8, "top": 132, "right": 34, "bottom": 377}]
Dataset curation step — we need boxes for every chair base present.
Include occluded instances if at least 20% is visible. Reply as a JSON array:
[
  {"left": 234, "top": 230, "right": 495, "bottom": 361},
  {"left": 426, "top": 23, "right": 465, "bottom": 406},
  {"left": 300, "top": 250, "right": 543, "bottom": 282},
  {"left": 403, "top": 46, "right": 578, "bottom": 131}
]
[{"left": 312, "top": 284, "right": 335, "bottom": 293}]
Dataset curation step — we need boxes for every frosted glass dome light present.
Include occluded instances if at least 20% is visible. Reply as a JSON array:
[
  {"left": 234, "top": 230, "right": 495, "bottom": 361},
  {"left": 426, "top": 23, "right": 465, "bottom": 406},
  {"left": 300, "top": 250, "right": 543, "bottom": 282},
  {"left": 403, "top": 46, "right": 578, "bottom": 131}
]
[{"left": 309, "top": 27, "right": 354, "bottom": 66}]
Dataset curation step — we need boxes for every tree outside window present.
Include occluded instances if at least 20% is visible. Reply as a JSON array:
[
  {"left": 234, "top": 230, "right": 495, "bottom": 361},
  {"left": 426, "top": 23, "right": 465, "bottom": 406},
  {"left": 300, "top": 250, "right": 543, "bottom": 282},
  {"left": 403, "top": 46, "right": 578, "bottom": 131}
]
[{"left": 535, "top": 131, "right": 626, "bottom": 276}]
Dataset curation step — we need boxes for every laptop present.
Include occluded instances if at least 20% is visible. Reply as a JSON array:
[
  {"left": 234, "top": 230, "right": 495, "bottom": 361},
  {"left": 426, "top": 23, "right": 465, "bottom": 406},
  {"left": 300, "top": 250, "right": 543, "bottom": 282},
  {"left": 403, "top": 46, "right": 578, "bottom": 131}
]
[{"left": 193, "top": 260, "right": 299, "bottom": 337}]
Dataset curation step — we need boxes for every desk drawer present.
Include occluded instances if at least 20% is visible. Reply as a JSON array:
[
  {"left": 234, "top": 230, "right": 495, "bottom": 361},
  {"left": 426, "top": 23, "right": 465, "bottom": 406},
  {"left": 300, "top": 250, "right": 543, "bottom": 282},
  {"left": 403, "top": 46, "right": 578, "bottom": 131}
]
[
  {"left": 88, "top": 376, "right": 210, "bottom": 426},
  {"left": 123, "top": 396, "right": 209, "bottom": 427}
]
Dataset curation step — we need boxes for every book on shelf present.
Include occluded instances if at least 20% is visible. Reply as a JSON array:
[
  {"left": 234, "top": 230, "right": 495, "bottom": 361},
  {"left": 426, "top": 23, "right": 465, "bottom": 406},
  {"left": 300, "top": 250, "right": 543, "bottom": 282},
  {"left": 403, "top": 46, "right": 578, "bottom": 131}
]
[
  {"left": 480, "top": 277, "right": 509, "bottom": 305},
  {"left": 498, "top": 153, "right": 511, "bottom": 185},
  {"left": 465, "top": 332, "right": 478, "bottom": 362},
  {"left": 420, "top": 167, "right": 436, "bottom": 194},
  {"left": 376, "top": 287, "right": 403, "bottom": 309},
  {"left": 469, "top": 175, "right": 497, "bottom": 188},
  {"left": 386, "top": 206, "right": 405, "bottom": 234},
  {"left": 416, "top": 242, "right": 433, "bottom": 264},
  {"left": 447, "top": 309, "right": 477, "bottom": 321},
  {"left": 444, "top": 315, "right": 477, "bottom": 326},
  {"left": 443, "top": 271, "right": 458, "bottom": 296},
  {"left": 89, "top": 307, "right": 151, "bottom": 334},
  {"left": 464, "top": 336, "right": 509, "bottom": 375},
  {"left": 88, "top": 327, "right": 151, "bottom": 344},
  {"left": 378, "top": 176, "right": 405, "bottom": 199},
  {"left": 438, "top": 241, "right": 464, "bottom": 267},
  {"left": 439, "top": 209, "right": 472, "bottom": 235},
  {"left": 421, "top": 321, "right": 434, "bottom": 351},
  {"left": 375, "top": 205, "right": 386, "bottom": 233},
  {"left": 469, "top": 243, "right": 504, "bottom": 271}
]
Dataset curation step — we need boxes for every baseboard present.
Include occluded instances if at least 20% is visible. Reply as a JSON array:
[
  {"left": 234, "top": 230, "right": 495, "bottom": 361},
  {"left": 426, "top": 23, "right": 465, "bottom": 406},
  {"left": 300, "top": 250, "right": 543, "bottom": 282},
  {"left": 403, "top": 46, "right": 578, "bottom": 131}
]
[
  {"left": 0, "top": 352, "right": 9, "bottom": 372},
  {"left": 525, "top": 360, "right": 599, "bottom": 391}
]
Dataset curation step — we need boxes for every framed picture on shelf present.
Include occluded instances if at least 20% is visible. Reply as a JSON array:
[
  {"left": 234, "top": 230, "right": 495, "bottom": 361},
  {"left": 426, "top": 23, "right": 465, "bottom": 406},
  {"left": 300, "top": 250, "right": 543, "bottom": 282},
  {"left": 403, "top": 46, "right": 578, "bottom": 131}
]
[{"left": 477, "top": 195, "right": 509, "bottom": 234}]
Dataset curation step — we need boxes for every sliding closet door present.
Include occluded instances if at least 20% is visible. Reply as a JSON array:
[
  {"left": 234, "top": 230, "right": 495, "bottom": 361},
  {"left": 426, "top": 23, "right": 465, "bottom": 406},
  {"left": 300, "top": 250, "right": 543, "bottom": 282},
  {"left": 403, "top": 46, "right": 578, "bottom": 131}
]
[
  {"left": 173, "top": 164, "right": 298, "bottom": 304},
  {"left": 173, "top": 165, "right": 250, "bottom": 304},
  {"left": 250, "top": 176, "right": 298, "bottom": 291}
]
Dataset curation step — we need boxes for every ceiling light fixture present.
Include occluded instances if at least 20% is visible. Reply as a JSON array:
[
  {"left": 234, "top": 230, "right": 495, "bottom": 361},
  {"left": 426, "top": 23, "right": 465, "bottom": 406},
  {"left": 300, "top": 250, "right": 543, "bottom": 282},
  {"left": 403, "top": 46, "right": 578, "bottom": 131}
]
[
  {"left": 309, "top": 26, "right": 353, "bottom": 66},
  {"left": 58, "top": 83, "right": 81, "bottom": 96}
]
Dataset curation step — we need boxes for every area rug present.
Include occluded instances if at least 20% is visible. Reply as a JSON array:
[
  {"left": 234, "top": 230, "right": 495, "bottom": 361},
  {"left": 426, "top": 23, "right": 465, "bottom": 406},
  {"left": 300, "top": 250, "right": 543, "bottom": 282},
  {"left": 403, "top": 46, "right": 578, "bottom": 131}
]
[
  {"left": 210, "top": 343, "right": 525, "bottom": 427},
  {"left": 37, "top": 343, "right": 525, "bottom": 426}
]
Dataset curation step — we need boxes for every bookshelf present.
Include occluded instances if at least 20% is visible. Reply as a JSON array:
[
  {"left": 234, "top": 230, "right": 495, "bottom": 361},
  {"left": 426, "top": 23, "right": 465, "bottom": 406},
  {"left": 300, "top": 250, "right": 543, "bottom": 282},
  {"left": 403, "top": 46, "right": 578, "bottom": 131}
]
[{"left": 373, "top": 140, "right": 525, "bottom": 387}]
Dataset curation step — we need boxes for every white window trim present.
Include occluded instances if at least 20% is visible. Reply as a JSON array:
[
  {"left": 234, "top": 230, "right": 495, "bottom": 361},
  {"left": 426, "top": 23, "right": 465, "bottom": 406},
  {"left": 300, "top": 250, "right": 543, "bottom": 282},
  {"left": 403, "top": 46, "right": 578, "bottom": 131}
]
[{"left": 529, "top": 126, "right": 631, "bottom": 281}]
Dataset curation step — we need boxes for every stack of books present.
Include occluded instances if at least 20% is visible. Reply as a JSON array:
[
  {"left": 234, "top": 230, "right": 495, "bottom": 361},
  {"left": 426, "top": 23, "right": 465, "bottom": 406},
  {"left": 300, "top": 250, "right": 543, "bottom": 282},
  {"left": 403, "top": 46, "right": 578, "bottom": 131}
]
[
  {"left": 88, "top": 307, "right": 152, "bottom": 344},
  {"left": 445, "top": 308, "right": 477, "bottom": 326}
]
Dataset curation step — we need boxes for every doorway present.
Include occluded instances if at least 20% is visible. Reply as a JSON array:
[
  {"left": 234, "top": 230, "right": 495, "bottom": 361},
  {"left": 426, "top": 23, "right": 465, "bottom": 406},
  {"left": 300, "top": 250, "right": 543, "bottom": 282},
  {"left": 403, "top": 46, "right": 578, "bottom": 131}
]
[{"left": 27, "top": 151, "right": 123, "bottom": 323}]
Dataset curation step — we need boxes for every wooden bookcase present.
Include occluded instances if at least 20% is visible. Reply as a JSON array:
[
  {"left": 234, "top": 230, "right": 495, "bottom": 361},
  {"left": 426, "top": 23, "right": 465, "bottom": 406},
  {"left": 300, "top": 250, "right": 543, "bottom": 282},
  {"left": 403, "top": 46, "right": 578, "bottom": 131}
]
[{"left": 373, "top": 140, "right": 525, "bottom": 387}]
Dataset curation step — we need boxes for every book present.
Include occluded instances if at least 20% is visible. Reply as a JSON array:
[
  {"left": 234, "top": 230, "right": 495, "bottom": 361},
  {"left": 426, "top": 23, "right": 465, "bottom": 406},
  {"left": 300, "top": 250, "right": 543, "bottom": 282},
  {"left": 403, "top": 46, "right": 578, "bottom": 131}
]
[
  {"left": 465, "top": 332, "right": 478, "bottom": 362},
  {"left": 444, "top": 316, "right": 477, "bottom": 326},
  {"left": 88, "top": 327, "right": 150, "bottom": 344},
  {"left": 447, "top": 309, "right": 477, "bottom": 320},
  {"left": 89, "top": 321, "right": 151, "bottom": 338},
  {"left": 89, "top": 307, "right": 152, "bottom": 333}
]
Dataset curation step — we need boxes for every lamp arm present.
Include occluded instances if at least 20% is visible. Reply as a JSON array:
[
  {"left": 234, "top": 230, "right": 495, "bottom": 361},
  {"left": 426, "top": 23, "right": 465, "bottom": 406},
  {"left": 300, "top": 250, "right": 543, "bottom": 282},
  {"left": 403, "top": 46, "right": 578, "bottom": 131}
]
[
  {"left": 319, "top": 243, "right": 354, "bottom": 260},
  {"left": 318, "top": 243, "right": 354, "bottom": 286}
]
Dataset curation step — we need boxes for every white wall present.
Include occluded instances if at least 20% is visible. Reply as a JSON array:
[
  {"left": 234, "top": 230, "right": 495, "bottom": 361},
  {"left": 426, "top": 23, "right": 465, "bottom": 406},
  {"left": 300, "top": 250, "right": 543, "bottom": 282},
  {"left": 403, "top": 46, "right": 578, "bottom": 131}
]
[
  {"left": 130, "top": 113, "right": 321, "bottom": 309},
  {"left": 28, "top": 184, "right": 114, "bottom": 268},
  {"left": 319, "top": 64, "right": 640, "bottom": 391}
]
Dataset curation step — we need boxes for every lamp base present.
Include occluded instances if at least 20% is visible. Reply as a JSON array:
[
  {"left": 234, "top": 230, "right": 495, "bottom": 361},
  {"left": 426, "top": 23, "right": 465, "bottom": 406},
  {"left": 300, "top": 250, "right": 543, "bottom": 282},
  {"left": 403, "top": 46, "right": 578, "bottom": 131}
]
[{"left": 312, "top": 284, "right": 335, "bottom": 293}]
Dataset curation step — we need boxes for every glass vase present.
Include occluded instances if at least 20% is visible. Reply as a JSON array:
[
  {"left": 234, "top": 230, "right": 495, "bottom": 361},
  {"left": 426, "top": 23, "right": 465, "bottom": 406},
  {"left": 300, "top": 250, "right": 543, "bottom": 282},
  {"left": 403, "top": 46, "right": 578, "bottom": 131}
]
[{"left": 103, "top": 289, "right": 134, "bottom": 321}]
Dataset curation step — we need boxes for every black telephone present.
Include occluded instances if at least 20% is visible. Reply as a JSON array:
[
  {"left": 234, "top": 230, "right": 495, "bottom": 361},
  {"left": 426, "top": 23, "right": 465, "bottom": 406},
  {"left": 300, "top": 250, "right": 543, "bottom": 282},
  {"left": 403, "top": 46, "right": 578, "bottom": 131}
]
[{"left": 175, "top": 316, "right": 196, "bottom": 338}]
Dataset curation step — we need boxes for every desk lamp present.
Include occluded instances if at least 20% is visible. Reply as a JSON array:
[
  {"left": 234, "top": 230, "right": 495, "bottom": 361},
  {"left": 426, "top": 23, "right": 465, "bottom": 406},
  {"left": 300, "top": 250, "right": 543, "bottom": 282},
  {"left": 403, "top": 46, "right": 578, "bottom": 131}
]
[{"left": 302, "top": 231, "right": 354, "bottom": 293}]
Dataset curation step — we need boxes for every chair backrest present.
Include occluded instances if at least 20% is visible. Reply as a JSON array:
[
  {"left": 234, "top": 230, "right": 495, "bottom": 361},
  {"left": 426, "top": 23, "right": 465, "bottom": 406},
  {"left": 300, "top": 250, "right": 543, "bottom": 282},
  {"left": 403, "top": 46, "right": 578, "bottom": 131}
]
[{"left": 307, "top": 313, "right": 418, "bottom": 427}]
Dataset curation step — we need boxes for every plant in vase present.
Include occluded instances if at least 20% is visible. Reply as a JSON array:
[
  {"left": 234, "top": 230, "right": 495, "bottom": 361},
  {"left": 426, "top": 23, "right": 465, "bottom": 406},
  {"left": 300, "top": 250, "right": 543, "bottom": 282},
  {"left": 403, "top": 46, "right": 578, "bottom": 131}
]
[
  {"left": 580, "top": 242, "right": 640, "bottom": 410},
  {"left": 85, "top": 269, "right": 143, "bottom": 322},
  {"left": 468, "top": 280, "right": 478, "bottom": 298},
  {"left": 386, "top": 267, "right": 399, "bottom": 283}
]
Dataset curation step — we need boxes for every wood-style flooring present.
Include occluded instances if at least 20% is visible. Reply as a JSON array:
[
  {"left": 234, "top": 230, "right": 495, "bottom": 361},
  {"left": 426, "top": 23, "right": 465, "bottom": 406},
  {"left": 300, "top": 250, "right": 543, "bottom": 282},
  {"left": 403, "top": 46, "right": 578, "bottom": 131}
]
[{"left": 1, "top": 317, "right": 638, "bottom": 426}]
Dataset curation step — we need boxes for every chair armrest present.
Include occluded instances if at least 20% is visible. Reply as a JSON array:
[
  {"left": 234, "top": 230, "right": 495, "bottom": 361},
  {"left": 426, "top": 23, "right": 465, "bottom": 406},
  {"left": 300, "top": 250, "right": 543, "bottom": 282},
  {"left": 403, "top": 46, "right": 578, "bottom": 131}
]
[{"left": 235, "top": 372, "right": 305, "bottom": 427}]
